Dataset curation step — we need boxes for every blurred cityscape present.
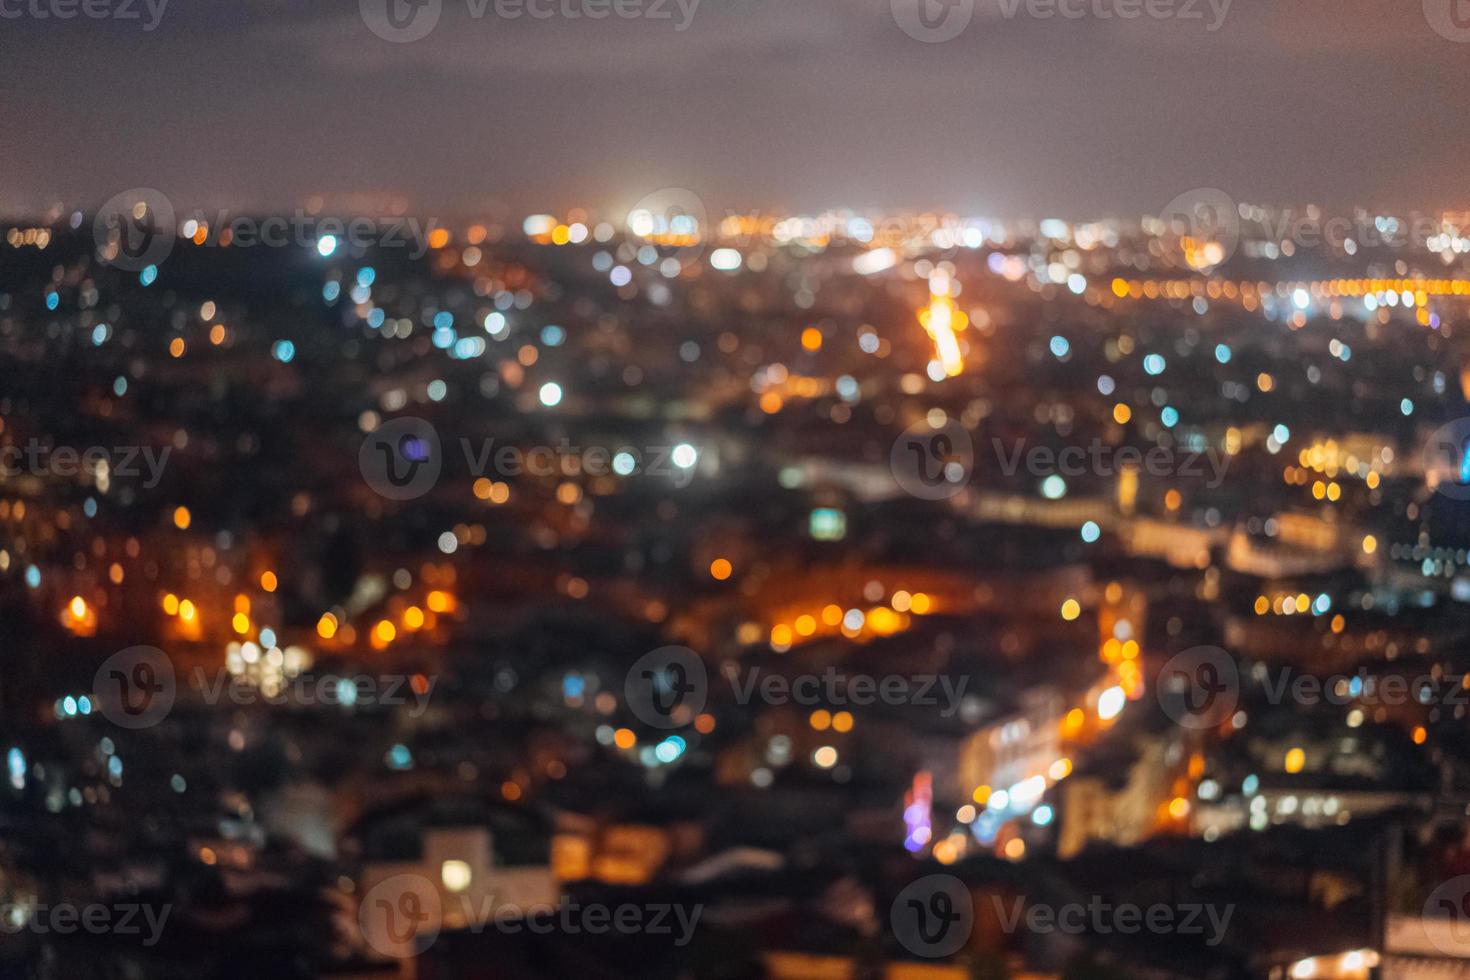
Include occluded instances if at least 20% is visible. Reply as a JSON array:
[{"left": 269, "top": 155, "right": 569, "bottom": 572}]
[{"left": 3, "top": 193, "right": 1470, "bottom": 979}]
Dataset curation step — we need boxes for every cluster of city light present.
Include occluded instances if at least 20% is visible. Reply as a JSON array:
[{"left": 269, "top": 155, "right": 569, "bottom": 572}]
[
  {"left": 1288, "top": 948, "right": 1379, "bottom": 979},
  {"left": 314, "top": 587, "right": 456, "bottom": 652},
  {"left": 597, "top": 720, "right": 717, "bottom": 770},
  {"left": 5, "top": 227, "right": 51, "bottom": 249},
  {"left": 904, "top": 771, "right": 933, "bottom": 854},
  {"left": 512, "top": 207, "right": 1096, "bottom": 257},
  {"left": 1109, "top": 276, "right": 1453, "bottom": 304},
  {"left": 763, "top": 589, "right": 932, "bottom": 652},
  {"left": 160, "top": 591, "right": 202, "bottom": 641},
  {"left": 920, "top": 269, "right": 965, "bottom": 379},
  {"left": 751, "top": 363, "right": 830, "bottom": 415},
  {"left": 60, "top": 594, "right": 96, "bottom": 636},
  {"left": 224, "top": 641, "right": 312, "bottom": 695},
  {"left": 1287, "top": 440, "right": 1389, "bottom": 493},
  {"left": 954, "top": 591, "right": 1145, "bottom": 858},
  {"left": 1109, "top": 276, "right": 1470, "bottom": 319},
  {"left": 1253, "top": 592, "right": 1333, "bottom": 617},
  {"left": 523, "top": 213, "right": 600, "bottom": 246},
  {"left": 966, "top": 757, "right": 1071, "bottom": 852}
]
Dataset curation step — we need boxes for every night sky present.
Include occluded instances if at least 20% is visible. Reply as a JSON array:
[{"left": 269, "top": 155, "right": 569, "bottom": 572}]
[{"left": 3, "top": 0, "right": 1467, "bottom": 219}]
